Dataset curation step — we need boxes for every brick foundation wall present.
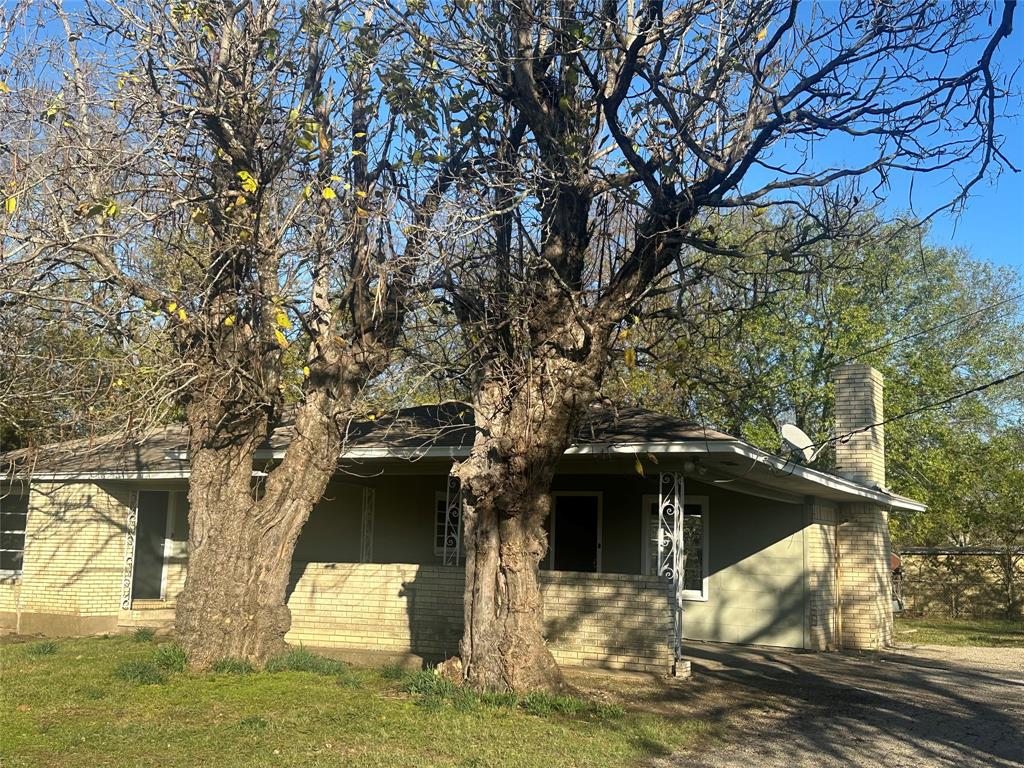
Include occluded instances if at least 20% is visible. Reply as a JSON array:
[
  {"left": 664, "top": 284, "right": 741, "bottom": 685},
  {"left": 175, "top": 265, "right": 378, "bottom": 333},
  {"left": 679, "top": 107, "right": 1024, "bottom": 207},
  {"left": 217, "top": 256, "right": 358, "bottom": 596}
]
[
  {"left": 838, "top": 502, "right": 893, "bottom": 648},
  {"left": 285, "top": 563, "right": 674, "bottom": 673}
]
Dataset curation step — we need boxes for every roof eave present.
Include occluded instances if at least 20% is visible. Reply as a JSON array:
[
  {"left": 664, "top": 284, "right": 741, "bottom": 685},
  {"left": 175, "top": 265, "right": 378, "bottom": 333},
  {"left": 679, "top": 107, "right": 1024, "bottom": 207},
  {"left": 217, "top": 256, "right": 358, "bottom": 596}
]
[{"left": 19, "top": 438, "right": 925, "bottom": 511}]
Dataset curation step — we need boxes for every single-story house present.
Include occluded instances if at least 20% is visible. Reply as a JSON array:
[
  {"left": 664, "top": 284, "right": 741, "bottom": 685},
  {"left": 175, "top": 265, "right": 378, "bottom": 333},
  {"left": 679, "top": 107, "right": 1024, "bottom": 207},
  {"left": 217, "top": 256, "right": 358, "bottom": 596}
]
[{"left": 0, "top": 364, "right": 923, "bottom": 673}]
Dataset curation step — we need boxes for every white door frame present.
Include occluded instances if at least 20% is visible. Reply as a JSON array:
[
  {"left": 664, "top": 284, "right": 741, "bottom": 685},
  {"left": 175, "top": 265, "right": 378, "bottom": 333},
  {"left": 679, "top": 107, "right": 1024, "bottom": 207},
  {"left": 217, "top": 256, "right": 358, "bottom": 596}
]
[
  {"left": 548, "top": 491, "right": 603, "bottom": 573},
  {"left": 157, "top": 492, "right": 178, "bottom": 601}
]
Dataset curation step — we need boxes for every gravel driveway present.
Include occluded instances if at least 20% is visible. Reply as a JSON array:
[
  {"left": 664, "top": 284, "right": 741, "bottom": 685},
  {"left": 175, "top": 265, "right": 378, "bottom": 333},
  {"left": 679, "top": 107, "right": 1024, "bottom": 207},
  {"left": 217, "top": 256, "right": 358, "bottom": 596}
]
[{"left": 658, "top": 643, "right": 1024, "bottom": 768}]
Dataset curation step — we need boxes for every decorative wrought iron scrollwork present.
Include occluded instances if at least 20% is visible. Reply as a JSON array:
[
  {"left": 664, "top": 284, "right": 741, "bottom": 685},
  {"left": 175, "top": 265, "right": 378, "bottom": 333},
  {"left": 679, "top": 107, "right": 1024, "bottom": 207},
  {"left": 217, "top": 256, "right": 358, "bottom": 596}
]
[
  {"left": 443, "top": 475, "right": 463, "bottom": 566},
  {"left": 658, "top": 471, "right": 686, "bottom": 661},
  {"left": 120, "top": 490, "right": 139, "bottom": 611}
]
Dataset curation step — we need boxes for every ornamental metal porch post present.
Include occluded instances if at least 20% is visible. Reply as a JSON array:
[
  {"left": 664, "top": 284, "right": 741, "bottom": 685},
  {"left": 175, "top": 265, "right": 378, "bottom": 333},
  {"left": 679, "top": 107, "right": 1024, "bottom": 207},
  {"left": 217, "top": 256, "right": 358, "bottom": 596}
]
[
  {"left": 658, "top": 471, "right": 686, "bottom": 672},
  {"left": 443, "top": 475, "right": 463, "bottom": 566},
  {"left": 120, "top": 489, "right": 140, "bottom": 611}
]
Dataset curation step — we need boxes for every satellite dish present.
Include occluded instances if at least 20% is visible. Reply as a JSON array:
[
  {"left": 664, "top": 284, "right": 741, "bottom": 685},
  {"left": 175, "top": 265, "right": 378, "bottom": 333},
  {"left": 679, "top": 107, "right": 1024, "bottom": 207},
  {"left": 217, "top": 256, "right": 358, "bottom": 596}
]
[{"left": 780, "top": 424, "right": 824, "bottom": 464}]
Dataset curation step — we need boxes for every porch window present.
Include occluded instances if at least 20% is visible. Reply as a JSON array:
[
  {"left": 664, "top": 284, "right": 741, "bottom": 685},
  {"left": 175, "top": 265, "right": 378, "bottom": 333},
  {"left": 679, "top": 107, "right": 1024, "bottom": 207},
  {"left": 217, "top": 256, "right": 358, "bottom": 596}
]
[
  {"left": 641, "top": 495, "right": 709, "bottom": 600},
  {"left": 0, "top": 492, "right": 28, "bottom": 574}
]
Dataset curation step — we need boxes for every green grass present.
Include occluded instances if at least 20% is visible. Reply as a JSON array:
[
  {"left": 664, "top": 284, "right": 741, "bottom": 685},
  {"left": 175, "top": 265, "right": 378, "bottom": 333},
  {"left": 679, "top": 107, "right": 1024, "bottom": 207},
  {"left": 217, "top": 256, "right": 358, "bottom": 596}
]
[
  {"left": 0, "top": 636, "right": 706, "bottom": 768},
  {"left": 895, "top": 616, "right": 1024, "bottom": 647}
]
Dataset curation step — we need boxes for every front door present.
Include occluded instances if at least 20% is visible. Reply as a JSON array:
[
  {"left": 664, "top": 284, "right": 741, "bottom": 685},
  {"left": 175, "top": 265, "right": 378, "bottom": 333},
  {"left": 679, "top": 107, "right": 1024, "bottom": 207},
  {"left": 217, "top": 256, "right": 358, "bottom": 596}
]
[
  {"left": 552, "top": 494, "right": 600, "bottom": 572},
  {"left": 132, "top": 491, "right": 169, "bottom": 600}
]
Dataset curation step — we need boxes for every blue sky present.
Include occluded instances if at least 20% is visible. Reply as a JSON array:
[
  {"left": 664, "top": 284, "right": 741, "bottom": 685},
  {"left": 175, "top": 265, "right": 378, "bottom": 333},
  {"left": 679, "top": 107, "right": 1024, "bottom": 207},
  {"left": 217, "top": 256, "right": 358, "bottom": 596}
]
[{"left": 840, "top": 18, "right": 1024, "bottom": 273}]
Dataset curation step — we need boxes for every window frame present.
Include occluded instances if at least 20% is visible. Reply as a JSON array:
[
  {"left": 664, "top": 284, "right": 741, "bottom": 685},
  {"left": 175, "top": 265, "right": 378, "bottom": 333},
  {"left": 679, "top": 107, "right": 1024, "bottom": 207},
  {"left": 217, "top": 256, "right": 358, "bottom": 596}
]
[
  {"left": 640, "top": 494, "right": 709, "bottom": 601},
  {"left": 0, "top": 491, "right": 29, "bottom": 577}
]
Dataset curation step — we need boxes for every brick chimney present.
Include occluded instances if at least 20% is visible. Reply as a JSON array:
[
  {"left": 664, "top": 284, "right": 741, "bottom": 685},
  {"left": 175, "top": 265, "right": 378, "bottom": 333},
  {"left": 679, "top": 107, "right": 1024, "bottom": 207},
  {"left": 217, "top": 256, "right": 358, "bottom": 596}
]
[{"left": 832, "top": 364, "right": 885, "bottom": 488}]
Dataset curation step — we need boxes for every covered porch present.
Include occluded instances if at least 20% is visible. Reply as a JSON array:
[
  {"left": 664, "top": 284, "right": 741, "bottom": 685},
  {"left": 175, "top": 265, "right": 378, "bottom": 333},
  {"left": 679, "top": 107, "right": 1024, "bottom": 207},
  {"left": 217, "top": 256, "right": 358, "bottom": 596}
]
[{"left": 117, "top": 448, "right": 855, "bottom": 673}]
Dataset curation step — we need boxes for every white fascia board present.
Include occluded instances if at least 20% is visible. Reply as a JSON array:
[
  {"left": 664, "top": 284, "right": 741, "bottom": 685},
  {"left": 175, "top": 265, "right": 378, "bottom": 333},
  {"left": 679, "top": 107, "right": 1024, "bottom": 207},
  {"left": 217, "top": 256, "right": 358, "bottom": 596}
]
[
  {"left": 69, "top": 439, "right": 926, "bottom": 511},
  {"left": 21, "top": 469, "right": 190, "bottom": 482}
]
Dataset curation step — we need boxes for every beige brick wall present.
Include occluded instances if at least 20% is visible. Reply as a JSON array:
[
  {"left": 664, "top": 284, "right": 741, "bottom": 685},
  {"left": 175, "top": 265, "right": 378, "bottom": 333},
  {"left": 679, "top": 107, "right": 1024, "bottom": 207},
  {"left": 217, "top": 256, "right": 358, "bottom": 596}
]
[
  {"left": 805, "top": 501, "right": 838, "bottom": 650},
  {"left": 17, "top": 483, "right": 129, "bottom": 625},
  {"left": 285, "top": 563, "right": 673, "bottom": 673},
  {"left": 833, "top": 364, "right": 885, "bottom": 487},
  {"left": 837, "top": 502, "right": 893, "bottom": 649}
]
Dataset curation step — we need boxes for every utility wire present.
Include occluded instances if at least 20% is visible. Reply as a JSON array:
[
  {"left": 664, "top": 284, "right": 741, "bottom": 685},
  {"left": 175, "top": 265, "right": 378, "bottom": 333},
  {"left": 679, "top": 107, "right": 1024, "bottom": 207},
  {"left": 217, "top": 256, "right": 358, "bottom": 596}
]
[
  {"left": 765, "top": 288, "right": 1024, "bottom": 394},
  {"left": 827, "top": 368, "right": 1024, "bottom": 448}
]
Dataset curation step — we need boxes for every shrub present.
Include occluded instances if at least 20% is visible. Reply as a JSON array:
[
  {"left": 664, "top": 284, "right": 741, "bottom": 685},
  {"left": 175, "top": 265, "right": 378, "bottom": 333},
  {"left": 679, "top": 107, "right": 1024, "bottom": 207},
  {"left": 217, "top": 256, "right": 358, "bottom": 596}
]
[
  {"left": 114, "top": 659, "right": 167, "bottom": 685},
  {"left": 154, "top": 643, "right": 188, "bottom": 673},
  {"left": 26, "top": 640, "right": 58, "bottom": 657},
  {"left": 132, "top": 627, "right": 156, "bottom": 643},
  {"left": 265, "top": 647, "right": 347, "bottom": 676},
  {"left": 212, "top": 657, "right": 255, "bottom": 675}
]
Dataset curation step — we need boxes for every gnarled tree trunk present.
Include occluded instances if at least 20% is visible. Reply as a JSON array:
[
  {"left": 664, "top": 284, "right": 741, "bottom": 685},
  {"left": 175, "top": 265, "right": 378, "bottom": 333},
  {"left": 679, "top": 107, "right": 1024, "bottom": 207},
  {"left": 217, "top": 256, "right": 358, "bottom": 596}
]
[
  {"left": 453, "top": 373, "right": 595, "bottom": 692},
  {"left": 175, "top": 391, "right": 343, "bottom": 669}
]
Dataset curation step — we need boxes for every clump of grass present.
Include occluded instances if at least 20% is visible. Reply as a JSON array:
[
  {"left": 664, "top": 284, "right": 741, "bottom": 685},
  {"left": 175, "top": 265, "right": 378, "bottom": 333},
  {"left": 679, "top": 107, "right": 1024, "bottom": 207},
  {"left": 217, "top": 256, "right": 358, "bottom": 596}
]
[
  {"left": 25, "top": 640, "right": 58, "bottom": 657},
  {"left": 238, "top": 715, "right": 269, "bottom": 732},
  {"left": 132, "top": 627, "right": 156, "bottom": 643},
  {"left": 114, "top": 659, "right": 167, "bottom": 685},
  {"left": 212, "top": 657, "right": 255, "bottom": 675},
  {"left": 154, "top": 643, "right": 188, "bottom": 673},
  {"left": 379, "top": 663, "right": 408, "bottom": 681},
  {"left": 265, "top": 647, "right": 347, "bottom": 676},
  {"left": 400, "top": 669, "right": 623, "bottom": 719},
  {"left": 79, "top": 685, "right": 107, "bottom": 700}
]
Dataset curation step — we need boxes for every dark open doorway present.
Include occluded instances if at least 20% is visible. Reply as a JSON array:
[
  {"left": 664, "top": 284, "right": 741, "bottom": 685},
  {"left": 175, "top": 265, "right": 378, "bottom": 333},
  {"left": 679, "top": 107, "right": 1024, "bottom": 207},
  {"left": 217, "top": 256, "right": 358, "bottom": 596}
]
[
  {"left": 552, "top": 493, "right": 600, "bottom": 572},
  {"left": 132, "top": 491, "right": 169, "bottom": 600}
]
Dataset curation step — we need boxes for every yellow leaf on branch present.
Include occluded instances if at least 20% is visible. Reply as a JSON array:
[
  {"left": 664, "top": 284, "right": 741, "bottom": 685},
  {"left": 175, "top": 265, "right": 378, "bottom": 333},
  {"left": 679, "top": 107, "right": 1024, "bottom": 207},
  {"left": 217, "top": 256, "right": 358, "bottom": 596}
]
[
  {"left": 274, "top": 309, "right": 292, "bottom": 329},
  {"left": 236, "top": 170, "right": 258, "bottom": 193},
  {"left": 322, "top": 187, "right": 337, "bottom": 200},
  {"left": 624, "top": 347, "right": 637, "bottom": 368},
  {"left": 4, "top": 197, "right": 15, "bottom": 215},
  {"left": 274, "top": 328, "right": 289, "bottom": 348},
  {"left": 756, "top": 27, "right": 767, "bottom": 41},
  {"left": 223, "top": 315, "right": 236, "bottom": 327},
  {"left": 0, "top": 81, "right": 10, "bottom": 94}
]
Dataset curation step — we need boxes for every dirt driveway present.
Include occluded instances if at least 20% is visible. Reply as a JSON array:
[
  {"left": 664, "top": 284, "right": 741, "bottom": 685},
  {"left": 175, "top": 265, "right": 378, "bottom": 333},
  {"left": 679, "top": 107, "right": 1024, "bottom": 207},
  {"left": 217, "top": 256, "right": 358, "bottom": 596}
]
[{"left": 572, "top": 643, "right": 1024, "bottom": 768}]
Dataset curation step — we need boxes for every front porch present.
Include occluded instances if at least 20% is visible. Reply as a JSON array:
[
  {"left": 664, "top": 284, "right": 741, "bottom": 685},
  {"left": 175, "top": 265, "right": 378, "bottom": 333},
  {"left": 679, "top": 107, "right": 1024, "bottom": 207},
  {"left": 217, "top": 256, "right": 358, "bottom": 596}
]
[{"left": 118, "top": 455, "right": 842, "bottom": 673}]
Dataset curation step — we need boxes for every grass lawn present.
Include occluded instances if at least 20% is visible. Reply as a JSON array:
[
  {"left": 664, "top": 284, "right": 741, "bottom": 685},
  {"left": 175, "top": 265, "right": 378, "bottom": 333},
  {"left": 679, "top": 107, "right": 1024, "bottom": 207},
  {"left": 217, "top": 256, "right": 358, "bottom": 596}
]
[
  {"left": 0, "top": 635, "right": 708, "bottom": 768},
  {"left": 894, "top": 616, "right": 1024, "bottom": 647}
]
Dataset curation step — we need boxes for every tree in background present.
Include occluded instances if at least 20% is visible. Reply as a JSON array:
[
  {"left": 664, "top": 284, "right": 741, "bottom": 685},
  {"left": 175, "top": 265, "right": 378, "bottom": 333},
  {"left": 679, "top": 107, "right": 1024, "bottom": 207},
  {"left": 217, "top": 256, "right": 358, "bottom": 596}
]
[
  {"left": 611, "top": 216, "right": 1024, "bottom": 615},
  {"left": 1, "top": 0, "right": 458, "bottom": 667},
  {"left": 419, "top": 0, "right": 1018, "bottom": 690}
]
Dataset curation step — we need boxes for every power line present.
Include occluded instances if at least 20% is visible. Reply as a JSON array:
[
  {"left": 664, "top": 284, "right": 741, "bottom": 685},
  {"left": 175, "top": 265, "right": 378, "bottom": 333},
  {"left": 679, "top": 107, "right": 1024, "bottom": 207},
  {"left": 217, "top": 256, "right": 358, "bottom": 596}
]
[{"left": 831, "top": 368, "right": 1024, "bottom": 447}]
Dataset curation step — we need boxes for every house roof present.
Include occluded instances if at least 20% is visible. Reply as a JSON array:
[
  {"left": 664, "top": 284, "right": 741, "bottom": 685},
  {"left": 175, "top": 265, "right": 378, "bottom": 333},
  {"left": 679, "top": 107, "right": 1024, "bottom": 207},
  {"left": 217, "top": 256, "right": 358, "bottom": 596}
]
[{"left": 0, "top": 404, "right": 924, "bottom": 511}]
